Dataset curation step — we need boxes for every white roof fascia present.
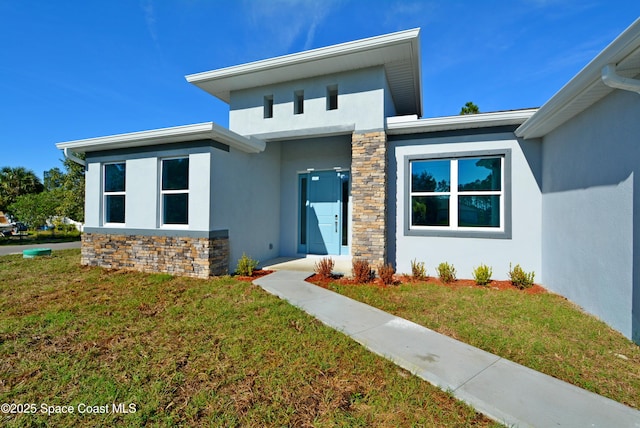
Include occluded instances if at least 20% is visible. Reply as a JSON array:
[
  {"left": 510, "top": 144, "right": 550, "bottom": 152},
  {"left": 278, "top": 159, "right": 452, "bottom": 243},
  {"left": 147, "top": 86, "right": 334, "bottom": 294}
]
[
  {"left": 516, "top": 18, "right": 640, "bottom": 139},
  {"left": 386, "top": 109, "right": 537, "bottom": 135},
  {"left": 186, "top": 28, "right": 422, "bottom": 116},
  {"left": 56, "top": 122, "right": 266, "bottom": 154},
  {"left": 186, "top": 28, "right": 419, "bottom": 83}
]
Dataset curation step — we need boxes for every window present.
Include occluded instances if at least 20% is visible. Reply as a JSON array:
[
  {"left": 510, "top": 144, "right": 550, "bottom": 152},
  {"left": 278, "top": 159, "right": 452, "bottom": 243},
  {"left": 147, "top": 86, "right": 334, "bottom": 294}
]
[
  {"left": 411, "top": 160, "right": 450, "bottom": 227},
  {"left": 161, "top": 158, "right": 189, "bottom": 225},
  {"left": 104, "top": 162, "right": 125, "bottom": 224},
  {"left": 294, "top": 90, "right": 304, "bottom": 114},
  {"left": 327, "top": 85, "right": 338, "bottom": 110},
  {"left": 409, "top": 154, "right": 506, "bottom": 234},
  {"left": 264, "top": 95, "right": 273, "bottom": 118}
]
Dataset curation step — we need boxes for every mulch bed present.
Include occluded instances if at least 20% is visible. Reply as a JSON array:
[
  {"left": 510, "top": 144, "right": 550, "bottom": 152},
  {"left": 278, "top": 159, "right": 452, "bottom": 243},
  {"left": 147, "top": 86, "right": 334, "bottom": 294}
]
[
  {"left": 307, "top": 273, "right": 546, "bottom": 295},
  {"left": 234, "top": 269, "right": 274, "bottom": 282}
]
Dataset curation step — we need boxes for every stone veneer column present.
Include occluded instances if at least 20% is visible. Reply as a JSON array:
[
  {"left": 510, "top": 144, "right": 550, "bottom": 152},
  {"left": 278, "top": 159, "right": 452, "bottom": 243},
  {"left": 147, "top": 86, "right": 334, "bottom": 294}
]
[{"left": 351, "top": 131, "right": 387, "bottom": 266}]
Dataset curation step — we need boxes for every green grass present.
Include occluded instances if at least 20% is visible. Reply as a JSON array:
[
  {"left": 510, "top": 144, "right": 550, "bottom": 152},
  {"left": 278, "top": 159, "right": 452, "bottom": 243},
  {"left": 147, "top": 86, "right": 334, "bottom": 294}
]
[
  {"left": 0, "top": 250, "right": 501, "bottom": 427},
  {"left": 327, "top": 281, "right": 640, "bottom": 409}
]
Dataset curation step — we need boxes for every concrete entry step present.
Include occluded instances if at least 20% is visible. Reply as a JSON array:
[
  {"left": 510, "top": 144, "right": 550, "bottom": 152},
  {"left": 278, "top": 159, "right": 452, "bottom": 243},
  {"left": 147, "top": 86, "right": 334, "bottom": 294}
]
[{"left": 261, "top": 255, "right": 353, "bottom": 277}]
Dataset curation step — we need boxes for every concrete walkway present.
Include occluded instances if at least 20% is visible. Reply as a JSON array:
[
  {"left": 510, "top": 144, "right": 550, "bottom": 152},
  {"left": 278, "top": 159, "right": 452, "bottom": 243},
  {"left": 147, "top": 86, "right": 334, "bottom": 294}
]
[
  {"left": 254, "top": 270, "right": 640, "bottom": 428},
  {"left": 0, "top": 241, "right": 81, "bottom": 256}
]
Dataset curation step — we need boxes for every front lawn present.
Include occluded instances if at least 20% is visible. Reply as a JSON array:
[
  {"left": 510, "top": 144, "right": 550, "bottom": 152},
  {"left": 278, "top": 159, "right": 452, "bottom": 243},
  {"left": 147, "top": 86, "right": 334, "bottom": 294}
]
[
  {"left": 0, "top": 250, "right": 499, "bottom": 427},
  {"left": 325, "top": 279, "right": 640, "bottom": 409}
]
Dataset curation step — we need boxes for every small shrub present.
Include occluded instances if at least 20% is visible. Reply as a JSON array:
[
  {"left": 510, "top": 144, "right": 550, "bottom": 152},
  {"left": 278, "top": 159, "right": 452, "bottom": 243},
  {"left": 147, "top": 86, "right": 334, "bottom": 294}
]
[
  {"left": 377, "top": 263, "right": 396, "bottom": 285},
  {"left": 352, "top": 259, "right": 374, "bottom": 283},
  {"left": 314, "top": 257, "right": 335, "bottom": 278},
  {"left": 410, "top": 259, "right": 426, "bottom": 280},
  {"left": 472, "top": 264, "right": 493, "bottom": 286},
  {"left": 508, "top": 263, "right": 535, "bottom": 289},
  {"left": 236, "top": 253, "right": 259, "bottom": 277},
  {"left": 436, "top": 262, "right": 457, "bottom": 283}
]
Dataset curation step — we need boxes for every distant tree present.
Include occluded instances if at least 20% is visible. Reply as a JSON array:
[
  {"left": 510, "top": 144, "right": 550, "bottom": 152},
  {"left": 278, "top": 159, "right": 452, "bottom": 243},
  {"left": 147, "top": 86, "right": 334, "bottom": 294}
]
[
  {"left": 8, "top": 190, "right": 60, "bottom": 229},
  {"left": 460, "top": 101, "right": 480, "bottom": 115},
  {"left": 44, "top": 167, "right": 65, "bottom": 191},
  {"left": 61, "top": 155, "right": 85, "bottom": 222},
  {"left": 0, "top": 166, "right": 44, "bottom": 212},
  {"left": 412, "top": 171, "right": 449, "bottom": 193},
  {"left": 459, "top": 159, "right": 500, "bottom": 191},
  {"left": 43, "top": 154, "right": 85, "bottom": 222}
]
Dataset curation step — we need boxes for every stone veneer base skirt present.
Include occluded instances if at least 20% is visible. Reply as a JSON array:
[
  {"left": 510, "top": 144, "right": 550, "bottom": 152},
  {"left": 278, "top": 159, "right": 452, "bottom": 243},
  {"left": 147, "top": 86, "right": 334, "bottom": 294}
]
[{"left": 81, "top": 233, "right": 229, "bottom": 278}]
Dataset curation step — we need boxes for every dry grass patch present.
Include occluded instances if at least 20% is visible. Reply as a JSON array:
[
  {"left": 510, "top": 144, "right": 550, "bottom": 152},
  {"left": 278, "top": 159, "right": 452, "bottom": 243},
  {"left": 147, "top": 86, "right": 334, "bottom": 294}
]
[
  {"left": 326, "top": 280, "right": 640, "bottom": 409},
  {"left": 0, "top": 250, "right": 502, "bottom": 427}
]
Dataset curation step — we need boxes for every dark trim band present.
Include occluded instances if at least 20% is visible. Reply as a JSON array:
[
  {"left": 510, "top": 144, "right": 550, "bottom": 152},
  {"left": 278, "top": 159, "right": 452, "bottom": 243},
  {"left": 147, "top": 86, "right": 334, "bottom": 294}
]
[{"left": 83, "top": 227, "right": 229, "bottom": 239}]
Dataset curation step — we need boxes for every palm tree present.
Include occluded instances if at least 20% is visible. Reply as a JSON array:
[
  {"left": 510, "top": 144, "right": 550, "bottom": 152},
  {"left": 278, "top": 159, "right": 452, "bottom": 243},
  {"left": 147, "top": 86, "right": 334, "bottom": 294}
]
[{"left": 0, "top": 166, "right": 44, "bottom": 212}]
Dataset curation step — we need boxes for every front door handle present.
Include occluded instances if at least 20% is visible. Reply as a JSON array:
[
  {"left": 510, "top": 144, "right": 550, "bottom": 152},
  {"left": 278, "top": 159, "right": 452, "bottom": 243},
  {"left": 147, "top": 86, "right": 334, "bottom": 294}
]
[{"left": 335, "top": 215, "right": 338, "bottom": 233}]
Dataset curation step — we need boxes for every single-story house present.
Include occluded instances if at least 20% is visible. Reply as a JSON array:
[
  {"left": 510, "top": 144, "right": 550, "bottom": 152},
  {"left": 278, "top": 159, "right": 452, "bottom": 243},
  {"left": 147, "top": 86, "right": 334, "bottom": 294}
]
[{"left": 56, "top": 20, "right": 640, "bottom": 344}]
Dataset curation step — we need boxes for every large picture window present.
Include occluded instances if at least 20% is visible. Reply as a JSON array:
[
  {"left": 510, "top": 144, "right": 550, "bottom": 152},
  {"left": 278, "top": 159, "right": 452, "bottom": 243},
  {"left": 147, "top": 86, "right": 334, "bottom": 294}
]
[
  {"left": 104, "top": 162, "right": 126, "bottom": 224},
  {"left": 161, "top": 157, "right": 189, "bottom": 225},
  {"left": 409, "top": 154, "right": 505, "bottom": 233}
]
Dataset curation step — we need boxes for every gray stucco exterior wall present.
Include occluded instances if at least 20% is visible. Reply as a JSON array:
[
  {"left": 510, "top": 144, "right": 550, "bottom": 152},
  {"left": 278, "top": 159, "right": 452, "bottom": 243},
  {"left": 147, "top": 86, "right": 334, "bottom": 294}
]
[
  {"left": 229, "top": 67, "right": 388, "bottom": 136},
  {"left": 210, "top": 142, "right": 282, "bottom": 267},
  {"left": 389, "top": 129, "right": 542, "bottom": 281},
  {"left": 83, "top": 141, "right": 282, "bottom": 273},
  {"left": 85, "top": 144, "right": 224, "bottom": 231},
  {"left": 541, "top": 89, "right": 640, "bottom": 343}
]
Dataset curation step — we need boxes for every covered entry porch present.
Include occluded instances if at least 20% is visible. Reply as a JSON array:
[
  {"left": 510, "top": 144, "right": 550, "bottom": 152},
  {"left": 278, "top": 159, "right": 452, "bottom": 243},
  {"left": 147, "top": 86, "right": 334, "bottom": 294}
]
[
  {"left": 261, "top": 254, "right": 353, "bottom": 276},
  {"left": 277, "top": 134, "right": 352, "bottom": 258}
]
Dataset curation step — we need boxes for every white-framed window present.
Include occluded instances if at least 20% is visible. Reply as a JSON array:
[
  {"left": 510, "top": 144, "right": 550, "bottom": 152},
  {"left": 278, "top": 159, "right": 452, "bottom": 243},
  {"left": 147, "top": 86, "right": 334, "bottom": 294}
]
[
  {"left": 103, "top": 162, "right": 126, "bottom": 224},
  {"left": 160, "top": 157, "right": 189, "bottom": 225},
  {"left": 409, "top": 153, "right": 506, "bottom": 234}
]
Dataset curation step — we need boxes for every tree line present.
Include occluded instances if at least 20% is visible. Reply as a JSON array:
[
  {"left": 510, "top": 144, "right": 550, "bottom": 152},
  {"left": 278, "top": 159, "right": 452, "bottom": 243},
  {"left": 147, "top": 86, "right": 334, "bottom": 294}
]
[{"left": 0, "top": 155, "right": 85, "bottom": 230}]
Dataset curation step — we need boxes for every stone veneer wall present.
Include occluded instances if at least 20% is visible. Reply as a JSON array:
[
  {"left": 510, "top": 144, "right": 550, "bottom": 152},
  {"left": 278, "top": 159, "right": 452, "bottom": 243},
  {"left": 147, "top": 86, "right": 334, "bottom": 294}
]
[
  {"left": 81, "top": 233, "right": 229, "bottom": 278},
  {"left": 351, "top": 131, "right": 387, "bottom": 266}
]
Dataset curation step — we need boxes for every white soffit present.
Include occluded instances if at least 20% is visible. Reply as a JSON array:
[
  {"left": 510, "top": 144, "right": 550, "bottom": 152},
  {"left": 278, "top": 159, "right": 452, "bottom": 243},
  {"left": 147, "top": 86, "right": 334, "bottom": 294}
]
[
  {"left": 186, "top": 29, "right": 422, "bottom": 116},
  {"left": 55, "top": 122, "right": 266, "bottom": 154},
  {"left": 516, "top": 18, "right": 640, "bottom": 139},
  {"left": 386, "top": 109, "right": 537, "bottom": 135}
]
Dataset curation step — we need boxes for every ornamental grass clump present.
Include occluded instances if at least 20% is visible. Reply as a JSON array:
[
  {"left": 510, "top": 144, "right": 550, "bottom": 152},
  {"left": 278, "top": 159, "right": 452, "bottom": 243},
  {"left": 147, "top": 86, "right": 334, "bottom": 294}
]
[
  {"left": 472, "top": 264, "right": 493, "bottom": 286},
  {"left": 236, "top": 253, "right": 259, "bottom": 276},
  {"left": 377, "top": 263, "right": 396, "bottom": 285},
  {"left": 508, "top": 263, "right": 535, "bottom": 289},
  {"left": 314, "top": 257, "right": 335, "bottom": 278},
  {"left": 437, "top": 262, "right": 457, "bottom": 283},
  {"left": 410, "top": 259, "right": 427, "bottom": 280},
  {"left": 352, "top": 259, "right": 374, "bottom": 283}
]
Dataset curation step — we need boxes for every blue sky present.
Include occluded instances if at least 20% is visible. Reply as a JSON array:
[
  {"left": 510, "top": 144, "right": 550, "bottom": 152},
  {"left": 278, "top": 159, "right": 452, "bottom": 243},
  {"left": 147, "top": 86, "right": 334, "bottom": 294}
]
[{"left": 1, "top": 1, "right": 639, "bottom": 178}]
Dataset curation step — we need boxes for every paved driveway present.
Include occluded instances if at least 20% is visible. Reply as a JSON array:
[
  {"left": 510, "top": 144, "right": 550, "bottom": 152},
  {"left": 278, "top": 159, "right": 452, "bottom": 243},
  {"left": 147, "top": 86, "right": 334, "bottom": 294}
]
[{"left": 0, "top": 241, "right": 81, "bottom": 257}]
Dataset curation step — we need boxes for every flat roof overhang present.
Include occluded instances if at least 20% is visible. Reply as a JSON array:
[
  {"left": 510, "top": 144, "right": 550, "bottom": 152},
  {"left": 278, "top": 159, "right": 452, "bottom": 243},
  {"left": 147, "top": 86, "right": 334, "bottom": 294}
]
[
  {"left": 186, "top": 29, "right": 423, "bottom": 117},
  {"left": 387, "top": 109, "right": 538, "bottom": 135},
  {"left": 56, "top": 122, "right": 266, "bottom": 154}
]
